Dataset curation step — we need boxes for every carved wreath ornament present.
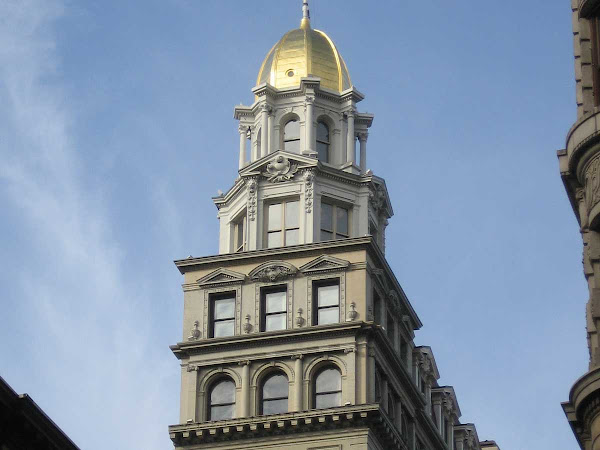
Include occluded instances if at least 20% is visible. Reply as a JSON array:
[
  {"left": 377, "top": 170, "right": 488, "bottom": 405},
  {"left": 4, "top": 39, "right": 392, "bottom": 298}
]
[
  {"left": 262, "top": 156, "right": 298, "bottom": 182},
  {"left": 252, "top": 265, "right": 296, "bottom": 282}
]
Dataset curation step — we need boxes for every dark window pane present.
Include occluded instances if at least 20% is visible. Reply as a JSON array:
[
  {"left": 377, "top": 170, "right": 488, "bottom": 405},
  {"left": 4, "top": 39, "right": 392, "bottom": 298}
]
[
  {"left": 315, "top": 392, "right": 341, "bottom": 409},
  {"left": 267, "top": 231, "right": 282, "bottom": 248},
  {"left": 318, "top": 307, "right": 339, "bottom": 325},
  {"left": 336, "top": 207, "right": 348, "bottom": 236},
  {"left": 265, "top": 313, "right": 287, "bottom": 331},
  {"left": 214, "top": 320, "right": 235, "bottom": 337},
  {"left": 263, "top": 374, "right": 288, "bottom": 399},
  {"left": 317, "top": 122, "right": 329, "bottom": 142},
  {"left": 321, "top": 230, "right": 333, "bottom": 241},
  {"left": 316, "top": 369, "right": 341, "bottom": 393},
  {"left": 265, "top": 291, "right": 286, "bottom": 313},
  {"left": 317, "top": 285, "right": 339, "bottom": 307},
  {"left": 321, "top": 203, "right": 333, "bottom": 230},
  {"left": 211, "top": 380, "right": 236, "bottom": 403},
  {"left": 210, "top": 404, "right": 234, "bottom": 421},
  {"left": 262, "top": 398, "right": 288, "bottom": 415},
  {"left": 317, "top": 141, "right": 329, "bottom": 162},
  {"left": 214, "top": 298, "right": 235, "bottom": 319}
]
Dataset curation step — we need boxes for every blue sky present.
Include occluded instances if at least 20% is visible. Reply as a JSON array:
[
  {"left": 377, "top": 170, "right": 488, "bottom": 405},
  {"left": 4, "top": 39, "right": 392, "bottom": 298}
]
[{"left": 0, "top": 0, "right": 583, "bottom": 449}]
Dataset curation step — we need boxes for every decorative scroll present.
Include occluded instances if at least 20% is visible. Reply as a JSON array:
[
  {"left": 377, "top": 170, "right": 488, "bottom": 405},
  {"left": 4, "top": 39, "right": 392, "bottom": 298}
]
[
  {"left": 262, "top": 156, "right": 298, "bottom": 182},
  {"left": 246, "top": 177, "right": 258, "bottom": 221}
]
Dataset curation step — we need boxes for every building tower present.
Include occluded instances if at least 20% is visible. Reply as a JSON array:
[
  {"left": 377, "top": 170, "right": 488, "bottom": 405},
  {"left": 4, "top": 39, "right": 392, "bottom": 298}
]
[
  {"left": 562, "top": 1, "right": 600, "bottom": 447},
  {"left": 168, "top": 3, "right": 496, "bottom": 449}
]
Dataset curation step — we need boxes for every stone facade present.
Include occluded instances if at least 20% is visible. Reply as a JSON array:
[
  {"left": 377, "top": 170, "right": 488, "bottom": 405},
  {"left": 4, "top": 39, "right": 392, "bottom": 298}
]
[
  {"left": 561, "top": 1, "right": 600, "bottom": 448},
  {"left": 168, "top": 3, "right": 497, "bottom": 450}
]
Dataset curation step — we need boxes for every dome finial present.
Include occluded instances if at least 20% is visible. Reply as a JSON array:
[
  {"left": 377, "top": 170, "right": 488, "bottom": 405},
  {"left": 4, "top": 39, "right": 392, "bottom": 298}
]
[{"left": 300, "top": 0, "right": 310, "bottom": 29}]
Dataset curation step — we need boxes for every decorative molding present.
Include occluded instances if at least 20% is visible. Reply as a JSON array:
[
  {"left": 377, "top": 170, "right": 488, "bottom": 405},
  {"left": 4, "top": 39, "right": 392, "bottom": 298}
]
[
  {"left": 347, "top": 302, "right": 358, "bottom": 321},
  {"left": 585, "top": 152, "right": 600, "bottom": 213},
  {"left": 303, "top": 169, "right": 315, "bottom": 213},
  {"left": 300, "top": 255, "right": 350, "bottom": 274},
  {"left": 249, "top": 261, "right": 299, "bottom": 282},
  {"left": 197, "top": 268, "right": 246, "bottom": 287},
  {"left": 188, "top": 320, "right": 201, "bottom": 341},
  {"left": 246, "top": 177, "right": 258, "bottom": 221},
  {"left": 262, "top": 155, "right": 299, "bottom": 182}
]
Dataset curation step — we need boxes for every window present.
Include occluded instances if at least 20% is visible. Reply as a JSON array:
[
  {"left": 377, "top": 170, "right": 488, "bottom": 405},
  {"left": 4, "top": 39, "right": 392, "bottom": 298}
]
[
  {"left": 400, "top": 336, "right": 409, "bottom": 367},
  {"left": 232, "top": 212, "right": 247, "bottom": 252},
  {"left": 591, "top": 17, "right": 600, "bottom": 106},
  {"left": 401, "top": 412, "right": 409, "bottom": 442},
  {"left": 388, "top": 392, "right": 396, "bottom": 420},
  {"left": 375, "top": 367, "right": 382, "bottom": 403},
  {"left": 373, "top": 290, "right": 382, "bottom": 325},
  {"left": 208, "top": 378, "right": 236, "bottom": 421},
  {"left": 284, "top": 119, "right": 300, "bottom": 153},
  {"left": 314, "top": 367, "right": 342, "bottom": 409},
  {"left": 313, "top": 280, "right": 340, "bottom": 325},
  {"left": 266, "top": 200, "right": 299, "bottom": 248},
  {"left": 387, "top": 314, "right": 396, "bottom": 341},
  {"left": 444, "top": 418, "right": 450, "bottom": 444},
  {"left": 210, "top": 294, "right": 235, "bottom": 338},
  {"left": 317, "top": 121, "right": 330, "bottom": 162},
  {"left": 261, "top": 286, "right": 287, "bottom": 332},
  {"left": 321, "top": 202, "right": 349, "bottom": 241},
  {"left": 260, "top": 372, "right": 288, "bottom": 415}
]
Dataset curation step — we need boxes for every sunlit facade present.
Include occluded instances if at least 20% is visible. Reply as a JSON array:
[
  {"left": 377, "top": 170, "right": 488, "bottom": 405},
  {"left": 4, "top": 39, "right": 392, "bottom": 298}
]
[{"left": 168, "top": 3, "right": 498, "bottom": 449}]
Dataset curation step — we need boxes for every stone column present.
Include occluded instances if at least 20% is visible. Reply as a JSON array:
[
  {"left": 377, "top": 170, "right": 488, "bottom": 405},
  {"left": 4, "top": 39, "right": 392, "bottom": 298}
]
[
  {"left": 293, "top": 355, "right": 303, "bottom": 411},
  {"left": 358, "top": 132, "right": 368, "bottom": 172},
  {"left": 261, "top": 104, "right": 269, "bottom": 158},
  {"left": 268, "top": 111, "right": 275, "bottom": 154},
  {"left": 305, "top": 96, "right": 315, "bottom": 155},
  {"left": 239, "top": 125, "right": 247, "bottom": 170},
  {"left": 185, "top": 366, "right": 198, "bottom": 422},
  {"left": 455, "top": 435, "right": 465, "bottom": 450},
  {"left": 357, "top": 341, "right": 368, "bottom": 404},
  {"left": 346, "top": 109, "right": 355, "bottom": 164},
  {"left": 240, "top": 361, "right": 250, "bottom": 417},
  {"left": 433, "top": 398, "right": 443, "bottom": 431}
]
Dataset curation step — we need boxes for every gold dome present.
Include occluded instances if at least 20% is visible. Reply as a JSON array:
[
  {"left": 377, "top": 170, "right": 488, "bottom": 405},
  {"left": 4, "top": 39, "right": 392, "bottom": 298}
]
[{"left": 256, "top": 18, "right": 352, "bottom": 93}]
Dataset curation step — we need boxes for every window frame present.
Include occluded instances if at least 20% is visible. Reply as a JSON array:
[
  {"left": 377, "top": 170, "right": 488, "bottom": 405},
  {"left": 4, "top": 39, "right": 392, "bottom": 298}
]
[
  {"left": 209, "top": 292, "right": 236, "bottom": 338},
  {"left": 320, "top": 200, "right": 350, "bottom": 241},
  {"left": 313, "top": 366, "right": 342, "bottom": 410},
  {"left": 259, "top": 371, "right": 289, "bottom": 416},
  {"left": 264, "top": 198, "right": 300, "bottom": 248},
  {"left": 207, "top": 377, "right": 236, "bottom": 421},
  {"left": 283, "top": 119, "right": 301, "bottom": 153},
  {"left": 591, "top": 16, "right": 600, "bottom": 106},
  {"left": 312, "top": 279, "right": 340, "bottom": 326},
  {"left": 260, "top": 285, "right": 288, "bottom": 332},
  {"left": 232, "top": 210, "right": 247, "bottom": 253},
  {"left": 316, "top": 120, "right": 330, "bottom": 162}
]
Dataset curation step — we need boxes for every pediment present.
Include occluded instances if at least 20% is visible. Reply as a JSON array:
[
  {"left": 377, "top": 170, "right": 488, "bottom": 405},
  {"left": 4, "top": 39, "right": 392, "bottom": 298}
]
[
  {"left": 249, "top": 261, "right": 298, "bottom": 282},
  {"left": 197, "top": 268, "right": 246, "bottom": 287},
  {"left": 240, "top": 151, "right": 317, "bottom": 182},
  {"left": 300, "top": 255, "right": 350, "bottom": 274}
]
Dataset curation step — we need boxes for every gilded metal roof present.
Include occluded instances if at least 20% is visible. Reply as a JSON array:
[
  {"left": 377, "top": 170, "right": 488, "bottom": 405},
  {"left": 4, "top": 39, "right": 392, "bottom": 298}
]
[{"left": 256, "top": 19, "right": 352, "bottom": 93}]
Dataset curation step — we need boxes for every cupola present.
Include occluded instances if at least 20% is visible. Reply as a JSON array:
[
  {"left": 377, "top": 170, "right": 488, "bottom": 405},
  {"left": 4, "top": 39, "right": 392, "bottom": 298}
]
[{"left": 256, "top": 1, "right": 352, "bottom": 93}]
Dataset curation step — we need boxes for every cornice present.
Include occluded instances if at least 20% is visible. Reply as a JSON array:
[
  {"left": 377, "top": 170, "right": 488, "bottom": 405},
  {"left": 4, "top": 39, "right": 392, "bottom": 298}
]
[
  {"left": 169, "top": 404, "right": 405, "bottom": 449},
  {"left": 174, "top": 237, "right": 373, "bottom": 273},
  {"left": 171, "top": 322, "right": 369, "bottom": 359}
]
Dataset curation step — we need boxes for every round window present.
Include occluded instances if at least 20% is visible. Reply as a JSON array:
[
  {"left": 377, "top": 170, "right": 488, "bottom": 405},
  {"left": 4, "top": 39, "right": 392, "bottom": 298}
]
[{"left": 286, "top": 69, "right": 295, "bottom": 77}]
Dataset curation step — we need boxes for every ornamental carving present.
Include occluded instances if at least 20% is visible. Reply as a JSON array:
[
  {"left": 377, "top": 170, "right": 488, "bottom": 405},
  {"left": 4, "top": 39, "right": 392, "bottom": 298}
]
[
  {"left": 369, "top": 183, "right": 387, "bottom": 216},
  {"left": 585, "top": 153, "right": 600, "bottom": 213},
  {"left": 262, "top": 156, "right": 298, "bottom": 182},
  {"left": 246, "top": 177, "right": 258, "bottom": 221},
  {"left": 250, "top": 262, "right": 298, "bottom": 282},
  {"left": 187, "top": 320, "right": 201, "bottom": 341},
  {"left": 304, "top": 170, "right": 315, "bottom": 212}
]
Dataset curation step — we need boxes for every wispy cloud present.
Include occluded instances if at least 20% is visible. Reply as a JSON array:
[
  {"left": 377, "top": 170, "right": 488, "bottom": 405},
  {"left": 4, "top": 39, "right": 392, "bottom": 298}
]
[{"left": 0, "top": 1, "right": 174, "bottom": 448}]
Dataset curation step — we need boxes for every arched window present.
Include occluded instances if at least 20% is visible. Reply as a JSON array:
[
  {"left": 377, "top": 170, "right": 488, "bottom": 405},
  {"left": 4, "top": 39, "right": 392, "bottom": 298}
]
[
  {"left": 260, "top": 372, "right": 289, "bottom": 415},
  {"left": 284, "top": 119, "right": 300, "bottom": 153},
  {"left": 256, "top": 128, "right": 262, "bottom": 157},
  {"left": 316, "top": 121, "right": 330, "bottom": 162},
  {"left": 314, "top": 367, "right": 342, "bottom": 409},
  {"left": 208, "top": 378, "right": 236, "bottom": 421}
]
